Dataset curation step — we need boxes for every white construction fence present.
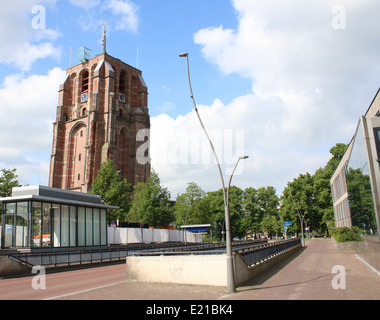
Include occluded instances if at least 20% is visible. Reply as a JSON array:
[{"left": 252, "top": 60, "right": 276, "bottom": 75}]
[{"left": 107, "top": 227, "right": 203, "bottom": 245}]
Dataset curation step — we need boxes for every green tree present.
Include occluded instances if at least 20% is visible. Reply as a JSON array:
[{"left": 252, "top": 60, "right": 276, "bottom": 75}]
[
  {"left": 228, "top": 186, "right": 245, "bottom": 237},
  {"left": 326, "top": 143, "right": 347, "bottom": 170},
  {"left": 91, "top": 160, "right": 131, "bottom": 224},
  {"left": 242, "top": 187, "right": 263, "bottom": 234},
  {"left": 174, "top": 182, "right": 209, "bottom": 225},
  {"left": 280, "top": 173, "right": 316, "bottom": 236},
  {"left": 0, "top": 168, "right": 21, "bottom": 197},
  {"left": 203, "top": 186, "right": 245, "bottom": 239},
  {"left": 261, "top": 214, "right": 282, "bottom": 238},
  {"left": 203, "top": 189, "right": 225, "bottom": 240},
  {"left": 279, "top": 143, "right": 347, "bottom": 236},
  {"left": 256, "top": 186, "right": 281, "bottom": 237},
  {"left": 312, "top": 143, "right": 348, "bottom": 234},
  {"left": 243, "top": 186, "right": 280, "bottom": 236},
  {"left": 128, "top": 169, "right": 174, "bottom": 227},
  {"left": 0, "top": 168, "right": 22, "bottom": 222}
]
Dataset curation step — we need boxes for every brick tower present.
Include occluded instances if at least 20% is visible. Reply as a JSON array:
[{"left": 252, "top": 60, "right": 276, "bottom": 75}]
[{"left": 48, "top": 45, "right": 150, "bottom": 192}]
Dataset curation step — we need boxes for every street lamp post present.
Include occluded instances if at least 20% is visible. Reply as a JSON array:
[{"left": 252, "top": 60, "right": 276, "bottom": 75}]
[
  {"left": 225, "top": 155, "right": 248, "bottom": 290},
  {"left": 179, "top": 52, "right": 248, "bottom": 293}
]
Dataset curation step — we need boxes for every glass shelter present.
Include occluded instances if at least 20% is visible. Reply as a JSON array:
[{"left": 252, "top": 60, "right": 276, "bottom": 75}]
[{"left": 0, "top": 186, "right": 118, "bottom": 249}]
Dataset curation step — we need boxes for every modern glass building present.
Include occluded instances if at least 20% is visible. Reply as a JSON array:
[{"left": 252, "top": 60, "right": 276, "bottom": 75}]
[
  {"left": 331, "top": 88, "right": 380, "bottom": 236},
  {"left": 0, "top": 185, "right": 118, "bottom": 249}
]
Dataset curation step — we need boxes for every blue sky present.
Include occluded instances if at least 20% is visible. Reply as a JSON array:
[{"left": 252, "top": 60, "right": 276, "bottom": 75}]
[{"left": 1, "top": 0, "right": 380, "bottom": 198}]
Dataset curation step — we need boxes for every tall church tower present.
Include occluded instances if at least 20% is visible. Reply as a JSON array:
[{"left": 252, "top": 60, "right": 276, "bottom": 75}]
[{"left": 49, "top": 45, "right": 150, "bottom": 193}]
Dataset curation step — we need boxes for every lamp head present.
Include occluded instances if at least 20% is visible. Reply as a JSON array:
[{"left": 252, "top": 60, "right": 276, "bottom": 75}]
[
  {"left": 239, "top": 155, "right": 249, "bottom": 160},
  {"left": 179, "top": 53, "right": 188, "bottom": 58}
]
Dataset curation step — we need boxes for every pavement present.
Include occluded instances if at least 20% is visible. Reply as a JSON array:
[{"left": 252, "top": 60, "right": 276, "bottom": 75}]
[
  {"left": 225, "top": 237, "right": 380, "bottom": 300},
  {"left": 54, "top": 238, "right": 380, "bottom": 300},
  {"left": 1, "top": 238, "right": 380, "bottom": 301}
]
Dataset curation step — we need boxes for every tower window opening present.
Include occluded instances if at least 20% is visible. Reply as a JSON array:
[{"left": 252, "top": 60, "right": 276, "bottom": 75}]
[
  {"left": 82, "top": 71, "right": 89, "bottom": 93},
  {"left": 119, "top": 71, "right": 126, "bottom": 93}
]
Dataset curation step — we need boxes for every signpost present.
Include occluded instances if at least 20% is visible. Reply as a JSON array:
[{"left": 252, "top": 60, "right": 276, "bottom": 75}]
[{"left": 284, "top": 221, "right": 292, "bottom": 239}]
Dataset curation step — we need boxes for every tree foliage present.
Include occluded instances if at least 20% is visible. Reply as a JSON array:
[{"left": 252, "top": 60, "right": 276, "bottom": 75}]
[
  {"left": 0, "top": 168, "right": 22, "bottom": 222},
  {"left": 0, "top": 168, "right": 22, "bottom": 197},
  {"left": 174, "top": 182, "right": 208, "bottom": 225},
  {"left": 176, "top": 185, "right": 281, "bottom": 240},
  {"left": 128, "top": 169, "right": 174, "bottom": 227},
  {"left": 91, "top": 160, "right": 131, "bottom": 224},
  {"left": 279, "top": 143, "right": 348, "bottom": 236},
  {"left": 242, "top": 186, "right": 280, "bottom": 236}
]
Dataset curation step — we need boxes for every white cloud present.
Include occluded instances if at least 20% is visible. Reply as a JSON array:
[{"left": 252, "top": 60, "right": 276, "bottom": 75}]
[
  {"left": 106, "top": 0, "right": 139, "bottom": 32},
  {"left": 0, "top": 0, "right": 61, "bottom": 71},
  {"left": 151, "top": 0, "right": 380, "bottom": 197},
  {"left": 13, "top": 42, "right": 60, "bottom": 71},
  {"left": 70, "top": 0, "right": 139, "bottom": 34},
  {"left": 0, "top": 67, "right": 66, "bottom": 185},
  {"left": 150, "top": 95, "right": 332, "bottom": 197}
]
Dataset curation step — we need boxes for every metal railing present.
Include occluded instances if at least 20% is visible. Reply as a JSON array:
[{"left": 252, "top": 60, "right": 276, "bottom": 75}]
[
  {"left": 4, "top": 240, "right": 268, "bottom": 268},
  {"left": 5, "top": 238, "right": 300, "bottom": 269},
  {"left": 128, "top": 240, "right": 268, "bottom": 257},
  {"left": 237, "top": 238, "right": 302, "bottom": 266}
]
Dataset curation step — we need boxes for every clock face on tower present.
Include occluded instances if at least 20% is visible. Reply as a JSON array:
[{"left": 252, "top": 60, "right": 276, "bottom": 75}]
[
  {"left": 119, "top": 92, "right": 126, "bottom": 104},
  {"left": 81, "top": 92, "right": 88, "bottom": 103}
]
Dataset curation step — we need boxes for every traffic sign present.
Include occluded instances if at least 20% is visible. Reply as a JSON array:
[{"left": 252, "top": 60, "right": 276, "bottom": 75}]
[{"left": 284, "top": 221, "right": 292, "bottom": 226}]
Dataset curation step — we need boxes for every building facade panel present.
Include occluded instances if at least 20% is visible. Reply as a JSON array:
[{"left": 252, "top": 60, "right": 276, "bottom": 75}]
[{"left": 331, "top": 89, "right": 380, "bottom": 237}]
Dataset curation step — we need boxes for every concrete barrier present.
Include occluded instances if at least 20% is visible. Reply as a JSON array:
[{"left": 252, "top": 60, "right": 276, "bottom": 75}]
[
  {"left": 234, "top": 244, "right": 302, "bottom": 285},
  {"left": 0, "top": 256, "right": 32, "bottom": 277},
  {"left": 126, "top": 254, "right": 228, "bottom": 286},
  {"left": 126, "top": 244, "right": 302, "bottom": 287}
]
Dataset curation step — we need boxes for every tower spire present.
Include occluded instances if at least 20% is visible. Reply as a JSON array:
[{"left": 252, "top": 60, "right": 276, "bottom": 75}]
[{"left": 102, "top": 21, "right": 107, "bottom": 53}]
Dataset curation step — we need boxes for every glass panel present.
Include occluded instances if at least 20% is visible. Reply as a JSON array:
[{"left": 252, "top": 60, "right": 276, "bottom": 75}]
[
  {"left": 86, "top": 208, "right": 93, "bottom": 246},
  {"left": 16, "top": 202, "right": 29, "bottom": 248},
  {"left": 70, "top": 206, "right": 77, "bottom": 246},
  {"left": 93, "top": 208, "right": 100, "bottom": 245},
  {"left": 346, "top": 119, "right": 377, "bottom": 235},
  {"left": 42, "top": 203, "right": 52, "bottom": 247},
  {"left": 32, "top": 202, "right": 42, "bottom": 247},
  {"left": 53, "top": 204, "right": 61, "bottom": 247},
  {"left": 61, "top": 205, "right": 69, "bottom": 247},
  {"left": 100, "top": 209, "right": 107, "bottom": 245},
  {"left": 5, "top": 203, "right": 16, "bottom": 214},
  {"left": 78, "top": 207, "right": 85, "bottom": 246},
  {"left": 373, "top": 127, "right": 380, "bottom": 161},
  {"left": 4, "top": 215, "right": 15, "bottom": 248}
]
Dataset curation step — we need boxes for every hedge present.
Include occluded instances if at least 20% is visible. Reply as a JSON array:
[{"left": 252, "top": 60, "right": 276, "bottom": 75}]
[{"left": 331, "top": 226, "right": 362, "bottom": 242}]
